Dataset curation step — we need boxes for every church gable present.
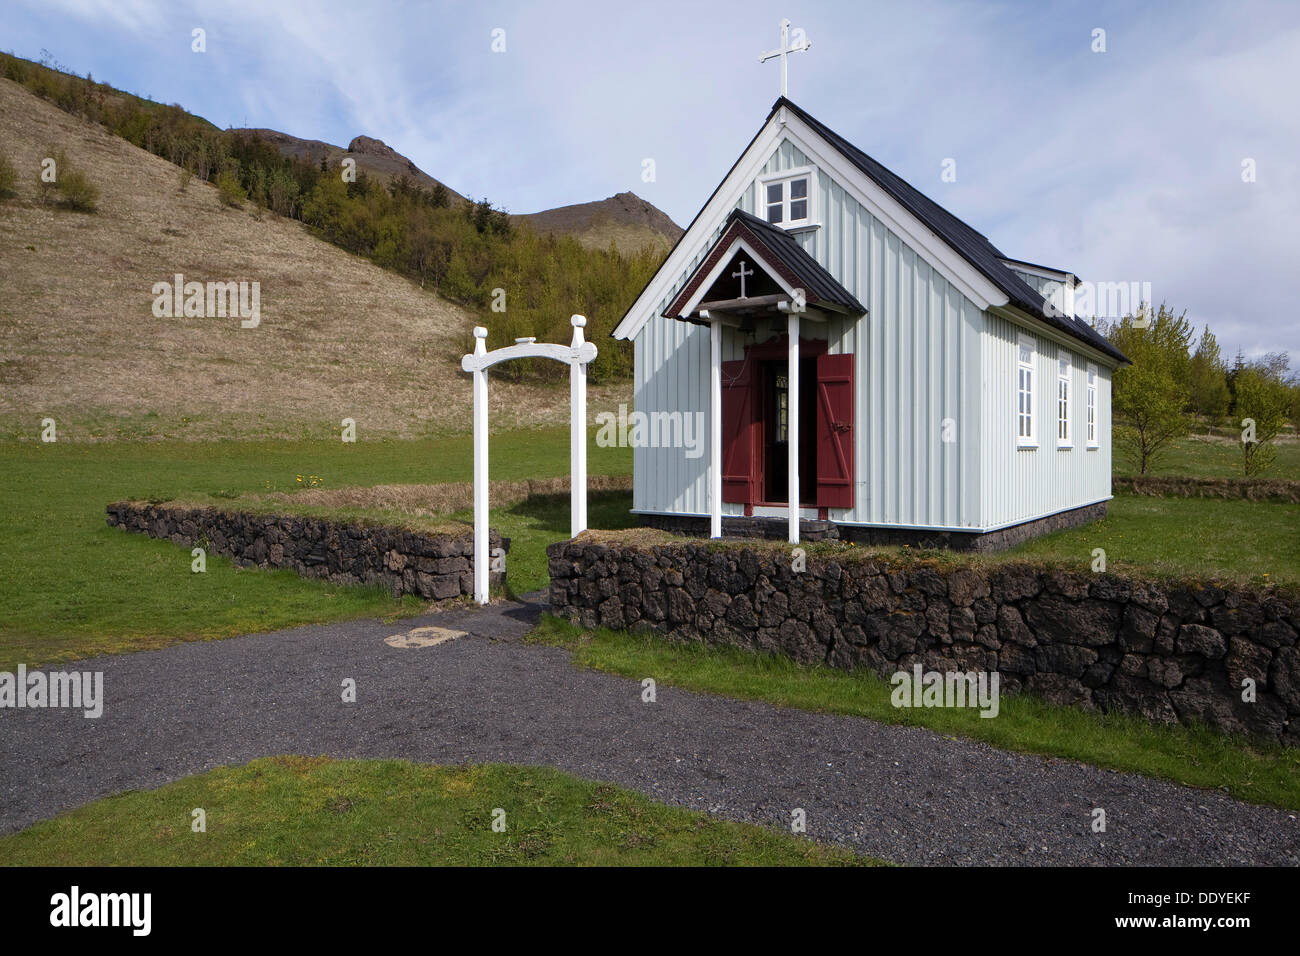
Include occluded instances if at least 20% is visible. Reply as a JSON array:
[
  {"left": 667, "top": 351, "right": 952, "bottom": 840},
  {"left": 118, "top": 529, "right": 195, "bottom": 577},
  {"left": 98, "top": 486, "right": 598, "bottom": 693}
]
[
  {"left": 615, "top": 98, "right": 1127, "bottom": 367},
  {"left": 614, "top": 103, "right": 1011, "bottom": 342}
]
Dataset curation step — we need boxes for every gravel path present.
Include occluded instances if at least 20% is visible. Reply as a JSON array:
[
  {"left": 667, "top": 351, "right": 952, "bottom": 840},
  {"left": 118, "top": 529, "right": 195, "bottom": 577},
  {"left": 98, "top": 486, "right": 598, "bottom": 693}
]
[{"left": 2, "top": 596, "right": 1296, "bottom": 865}]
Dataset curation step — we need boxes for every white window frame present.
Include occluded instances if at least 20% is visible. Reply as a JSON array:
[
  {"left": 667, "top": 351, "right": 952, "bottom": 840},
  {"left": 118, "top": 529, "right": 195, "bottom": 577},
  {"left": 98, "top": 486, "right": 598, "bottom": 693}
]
[
  {"left": 1056, "top": 352, "right": 1072, "bottom": 449},
  {"left": 1016, "top": 333, "right": 1037, "bottom": 448},
  {"left": 1085, "top": 363, "right": 1099, "bottom": 449},
  {"left": 756, "top": 165, "right": 817, "bottom": 229}
]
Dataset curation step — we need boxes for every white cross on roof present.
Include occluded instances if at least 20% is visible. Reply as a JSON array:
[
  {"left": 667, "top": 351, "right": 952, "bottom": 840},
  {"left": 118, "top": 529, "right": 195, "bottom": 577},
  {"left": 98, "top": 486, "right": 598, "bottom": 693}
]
[{"left": 759, "top": 18, "right": 811, "bottom": 98}]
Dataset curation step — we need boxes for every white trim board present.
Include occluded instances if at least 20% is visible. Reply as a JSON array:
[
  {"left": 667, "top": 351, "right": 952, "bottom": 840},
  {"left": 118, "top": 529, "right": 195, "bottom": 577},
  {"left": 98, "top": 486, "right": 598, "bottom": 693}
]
[
  {"left": 1002, "top": 259, "right": 1075, "bottom": 283},
  {"left": 989, "top": 304, "right": 1121, "bottom": 370}
]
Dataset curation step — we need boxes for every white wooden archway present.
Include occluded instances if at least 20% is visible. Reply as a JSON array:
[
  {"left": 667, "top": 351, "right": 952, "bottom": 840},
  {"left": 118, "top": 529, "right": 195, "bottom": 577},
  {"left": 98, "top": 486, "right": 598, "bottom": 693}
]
[{"left": 460, "top": 315, "right": 598, "bottom": 604}]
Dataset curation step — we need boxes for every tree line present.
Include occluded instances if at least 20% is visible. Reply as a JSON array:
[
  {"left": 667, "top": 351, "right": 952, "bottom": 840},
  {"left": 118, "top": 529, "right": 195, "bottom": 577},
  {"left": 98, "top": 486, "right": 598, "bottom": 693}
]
[
  {"left": 1105, "top": 305, "right": 1299, "bottom": 476},
  {"left": 1, "top": 51, "right": 660, "bottom": 384}
]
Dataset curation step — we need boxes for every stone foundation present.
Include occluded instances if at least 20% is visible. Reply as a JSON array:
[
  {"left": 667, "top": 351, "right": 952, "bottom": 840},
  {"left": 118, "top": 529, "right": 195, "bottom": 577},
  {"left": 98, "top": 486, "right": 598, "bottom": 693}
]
[
  {"left": 637, "top": 500, "right": 1108, "bottom": 553},
  {"left": 548, "top": 537, "right": 1300, "bottom": 743},
  {"left": 107, "top": 501, "right": 506, "bottom": 600}
]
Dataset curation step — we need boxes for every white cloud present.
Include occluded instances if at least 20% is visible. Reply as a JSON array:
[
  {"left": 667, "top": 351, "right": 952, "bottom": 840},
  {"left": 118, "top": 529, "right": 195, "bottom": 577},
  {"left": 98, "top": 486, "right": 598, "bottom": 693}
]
[{"left": 9, "top": 0, "right": 1299, "bottom": 359}]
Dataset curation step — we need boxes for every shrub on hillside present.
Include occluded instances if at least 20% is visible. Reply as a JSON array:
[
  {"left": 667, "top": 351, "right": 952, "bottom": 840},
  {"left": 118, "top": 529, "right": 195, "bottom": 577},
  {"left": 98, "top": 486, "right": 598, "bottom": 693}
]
[
  {"left": 0, "top": 153, "right": 17, "bottom": 198},
  {"left": 216, "top": 168, "right": 246, "bottom": 208},
  {"left": 34, "top": 147, "right": 63, "bottom": 204},
  {"left": 55, "top": 168, "right": 100, "bottom": 212},
  {"left": 30, "top": 147, "right": 99, "bottom": 211}
]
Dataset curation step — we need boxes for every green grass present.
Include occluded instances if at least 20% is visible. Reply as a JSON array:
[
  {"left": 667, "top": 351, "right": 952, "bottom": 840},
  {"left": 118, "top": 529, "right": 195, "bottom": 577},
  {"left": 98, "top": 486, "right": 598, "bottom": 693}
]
[
  {"left": 1006, "top": 495, "right": 1299, "bottom": 586},
  {"left": 0, "top": 756, "right": 875, "bottom": 866},
  {"left": 528, "top": 616, "right": 1300, "bottom": 810},
  {"left": 452, "top": 490, "right": 640, "bottom": 594},
  {"left": 0, "top": 430, "right": 630, "bottom": 670},
  {"left": 1117, "top": 434, "right": 1300, "bottom": 479}
]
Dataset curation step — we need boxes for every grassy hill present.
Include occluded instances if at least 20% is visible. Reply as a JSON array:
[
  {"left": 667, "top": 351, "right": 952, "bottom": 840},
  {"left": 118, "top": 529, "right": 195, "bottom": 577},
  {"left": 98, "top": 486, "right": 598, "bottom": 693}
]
[
  {"left": 242, "top": 128, "right": 681, "bottom": 253},
  {"left": 518, "top": 190, "right": 682, "bottom": 253},
  {"left": 0, "top": 76, "right": 630, "bottom": 442},
  {"left": 231, "top": 126, "right": 468, "bottom": 207}
]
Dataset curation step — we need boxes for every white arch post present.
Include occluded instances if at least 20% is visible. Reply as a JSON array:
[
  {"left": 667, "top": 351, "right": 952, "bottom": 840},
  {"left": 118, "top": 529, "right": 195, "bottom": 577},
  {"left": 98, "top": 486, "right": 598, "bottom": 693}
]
[{"left": 460, "top": 315, "right": 598, "bottom": 605}]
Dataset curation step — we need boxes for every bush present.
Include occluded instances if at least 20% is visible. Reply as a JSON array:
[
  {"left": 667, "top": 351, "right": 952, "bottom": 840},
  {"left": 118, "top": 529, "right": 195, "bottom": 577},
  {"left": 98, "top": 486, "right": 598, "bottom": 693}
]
[
  {"left": 35, "top": 147, "right": 63, "bottom": 204},
  {"left": 178, "top": 167, "right": 192, "bottom": 192},
  {"left": 216, "top": 168, "right": 245, "bottom": 208},
  {"left": 0, "top": 153, "right": 17, "bottom": 198},
  {"left": 30, "top": 148, "right": 99, "bottom": 211},
  {"left": 55, "top": 168, "right": 99, "bottom": 212}
]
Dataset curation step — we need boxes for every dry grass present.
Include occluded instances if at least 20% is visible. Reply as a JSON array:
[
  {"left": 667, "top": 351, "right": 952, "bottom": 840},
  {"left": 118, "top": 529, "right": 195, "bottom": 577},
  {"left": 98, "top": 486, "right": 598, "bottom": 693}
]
[
  {"left": 240, "top": 473, "right": 633, "bottom": 518},
  {"left": 1114, "top": 475, "right": 1300, "bottom": 503},
  {"left": 0, "top": 78, "right": 630, "bottom": 441}
]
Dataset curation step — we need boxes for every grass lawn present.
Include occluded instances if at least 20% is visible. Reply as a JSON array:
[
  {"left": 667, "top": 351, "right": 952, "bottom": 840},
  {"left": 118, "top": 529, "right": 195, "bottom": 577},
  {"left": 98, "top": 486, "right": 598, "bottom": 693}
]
[
  {"left": 3, "top": 429, "right": 1293, "bottom": 674},
  {"left": 528, "top": 616, "right": 1300, "bottom": 810},
  {"left": 1116, "top": 434, "right": 1300, "bottom": 479},
  {"left": 1005, "top": 494, "right": 1299, "bottom": 586},
  {"left": 0, "top": 756, "right": 874, "bottom": 866},
  {"left": 454, "top": 490, "right": 639, "bottom": 594},
  {"left": 0, "top": 430, "right": 630, "bottom": 670}
]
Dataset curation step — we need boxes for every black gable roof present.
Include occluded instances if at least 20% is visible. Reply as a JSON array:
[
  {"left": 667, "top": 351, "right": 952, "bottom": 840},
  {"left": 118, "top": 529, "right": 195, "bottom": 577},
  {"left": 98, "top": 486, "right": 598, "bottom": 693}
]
[
  {"left": 772, "top": 97, "right": 1128, "bottom": 364},
  {"left": 728, "top": 208, "right": 867, "bottom": 313}
]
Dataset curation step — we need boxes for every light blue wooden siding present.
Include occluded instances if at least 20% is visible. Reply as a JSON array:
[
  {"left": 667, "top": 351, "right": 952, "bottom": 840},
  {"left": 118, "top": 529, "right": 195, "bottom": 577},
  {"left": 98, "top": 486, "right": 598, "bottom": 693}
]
[
  {"left": 632, "top": 316, "right": 710, "bottom": 515},
  {"left": 633, "top": 136, "right": 984, "bottom": 529},
  {"left": 980, "top": 313, "right": 1113, "bottom": 528},
  {"left": 1012, "top": 269, "right": 1061, "bottom": 298},
  {"left": 1010, "top": 268, "right": 1068, "bottom": 313}
]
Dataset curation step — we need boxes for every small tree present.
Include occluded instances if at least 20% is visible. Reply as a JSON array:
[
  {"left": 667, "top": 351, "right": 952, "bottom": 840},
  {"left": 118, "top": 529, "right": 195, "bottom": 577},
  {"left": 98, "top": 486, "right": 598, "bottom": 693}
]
[
  {"left": 35, "top": 146, "right": 64, "bottom": 204},
  {"left": 1187, "top": 324, "right": 1230, "bottom": 427},
  {"left": 1108, "top": 305, "right": 1193, "bottom": 474},
  {"left": 216, "top": 167, "right": 246, "bottom": 208},
  {"left": 1235, "top": 362, "right": 1292, "bottom": 476}
]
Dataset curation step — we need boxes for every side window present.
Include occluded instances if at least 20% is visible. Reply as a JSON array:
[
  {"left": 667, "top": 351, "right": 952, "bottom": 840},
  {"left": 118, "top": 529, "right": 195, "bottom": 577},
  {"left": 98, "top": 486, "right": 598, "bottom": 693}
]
[
  {"left": 1057, "top": 353, "right": 1072, "bottom": 448},
  {"left": 1016, "top": 334, "right": 1036, "bottom": 447},
  {"left": 1086, "top": 364, "right": 1098, "bottom": 448}
]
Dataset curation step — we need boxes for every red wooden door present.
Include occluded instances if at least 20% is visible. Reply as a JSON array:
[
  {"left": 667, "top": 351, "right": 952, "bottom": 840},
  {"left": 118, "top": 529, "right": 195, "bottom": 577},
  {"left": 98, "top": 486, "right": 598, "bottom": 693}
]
[
  {"left": 815, "top": 353, "right": 854, "bottom": 509},
  {"left": 720, "top": 359, "right": 756, "bottom": 504}
]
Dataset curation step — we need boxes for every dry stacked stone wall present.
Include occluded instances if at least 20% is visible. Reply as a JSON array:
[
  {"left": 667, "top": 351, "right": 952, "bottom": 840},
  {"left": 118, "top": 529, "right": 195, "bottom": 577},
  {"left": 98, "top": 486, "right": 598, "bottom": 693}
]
[
  {"left": 107, "top": 502, "right": 505, "bottom": 600},
  {"left": 548, "top": 538, "right": 1300, "bottom": 743}
]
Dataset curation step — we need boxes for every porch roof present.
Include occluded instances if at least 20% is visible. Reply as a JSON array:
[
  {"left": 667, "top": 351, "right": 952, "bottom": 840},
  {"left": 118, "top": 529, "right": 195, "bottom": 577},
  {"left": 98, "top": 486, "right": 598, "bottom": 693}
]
[{"left": 663, "top": 208, "right": 866, "bottom": 320}]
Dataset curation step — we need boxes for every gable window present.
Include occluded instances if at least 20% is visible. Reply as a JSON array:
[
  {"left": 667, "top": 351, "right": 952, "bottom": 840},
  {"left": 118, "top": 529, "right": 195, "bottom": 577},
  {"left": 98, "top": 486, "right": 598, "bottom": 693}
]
[
  {"left": 1086, "top": 364, "right": 1098, "bottom": 448},
  {"left": 758, "top": 168, "right": 815, "bottom": 228},
  {"left": 1056, "top": 353, "right": 1072, "bottom": 448},
  {"left": 1016, "top": 333, "right": 1036, "bottom": 447}
]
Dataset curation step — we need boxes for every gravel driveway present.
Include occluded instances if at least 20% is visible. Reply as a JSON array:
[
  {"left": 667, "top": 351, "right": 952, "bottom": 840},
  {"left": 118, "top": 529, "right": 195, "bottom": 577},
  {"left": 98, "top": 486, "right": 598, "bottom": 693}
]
[{"left": 2, "top": 597, "right": 1296, "bottom": 865}]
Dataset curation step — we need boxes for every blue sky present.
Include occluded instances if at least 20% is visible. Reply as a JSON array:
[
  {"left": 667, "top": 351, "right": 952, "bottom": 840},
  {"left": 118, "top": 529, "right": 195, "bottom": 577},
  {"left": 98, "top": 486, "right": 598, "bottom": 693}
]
[{"left": 5, "top": 0, "right": 1299, "bottom": 361}]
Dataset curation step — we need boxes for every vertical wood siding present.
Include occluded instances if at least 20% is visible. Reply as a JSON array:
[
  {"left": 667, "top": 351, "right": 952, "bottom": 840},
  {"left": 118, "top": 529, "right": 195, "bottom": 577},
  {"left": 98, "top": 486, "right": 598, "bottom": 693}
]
[
  {"left": 980, "top": 313, "right": 1113, "bottom": 528},
  {"left": 633, "top": 137, "right": 1110, "bottom": 531}
]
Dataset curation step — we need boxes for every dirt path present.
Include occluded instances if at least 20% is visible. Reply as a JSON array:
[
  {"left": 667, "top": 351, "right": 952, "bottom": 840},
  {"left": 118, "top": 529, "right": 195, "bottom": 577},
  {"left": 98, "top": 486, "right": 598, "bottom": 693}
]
[{"left": 1, "top": 596, "right": 1296, "bottom": 865}]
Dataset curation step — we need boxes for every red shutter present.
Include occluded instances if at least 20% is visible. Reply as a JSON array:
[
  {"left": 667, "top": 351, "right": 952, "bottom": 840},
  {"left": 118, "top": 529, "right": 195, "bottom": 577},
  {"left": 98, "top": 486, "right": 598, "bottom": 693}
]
[
  {"left": 815, "top": 353, "right": 854, "bottom": 509},
  {"left": 720, "top": 359, "right": 756, "bottom": 504}
]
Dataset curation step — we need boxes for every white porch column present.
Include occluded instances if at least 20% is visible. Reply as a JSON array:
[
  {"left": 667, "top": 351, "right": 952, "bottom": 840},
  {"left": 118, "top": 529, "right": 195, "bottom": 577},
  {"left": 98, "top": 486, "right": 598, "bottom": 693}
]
[
  {"left": 471, "top": 326, "right": 489, "bottom": 605},
  {"left": 787, "top": 311, "right": 800, "bottom": 544},
  {"left": 710, "top": 319, "right": 723, "bottom": 538},
  {"left": 570, "top": 315, "right": 588, "bottom": 538}
]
